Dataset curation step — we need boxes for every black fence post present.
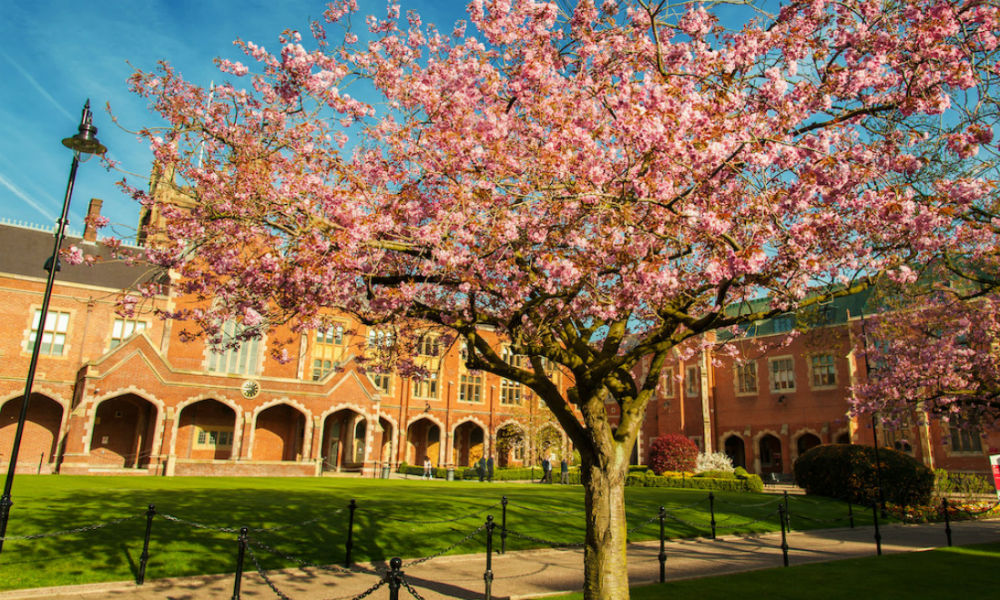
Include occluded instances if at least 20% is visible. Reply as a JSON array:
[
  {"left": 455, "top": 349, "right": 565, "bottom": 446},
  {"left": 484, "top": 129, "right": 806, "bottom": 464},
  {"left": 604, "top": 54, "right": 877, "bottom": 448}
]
[
  {"left": 848, "top": 500, "right": 854, "bottom": 529},
  {"left": 942, "top": 497, "right": 952, "bottom": 547},
  {"left": 783, "top": 490, "right": 791, "bottom": 532},
  {"left": 778, "top": 505, "right": 789, "bottom": 567},
  {"left": 345, "top": 498, "right": 357, "bottom": 568},
  {"left": 137, "top": 503, "right": 156, "bottom": 585},
  {"left": 500, "top": 496, "right": 508, "bottom": 554},
  {"left": 232, "top": 526, "right": 248, "bottom": 600},
  {"left": 484, "top": 515, "right": 495, "bottom": 600},
  {"left": 658, "top": 506, "right": 667, "bottom": 583},
  {"left": 708, "top": 492, "right": 717, "bottom": 540},
  {"left": 387, "top": 557, "right": 402, "bottom": 600},
  {"left": 872, "top": 503, "right": 882, "bottom": 556}
]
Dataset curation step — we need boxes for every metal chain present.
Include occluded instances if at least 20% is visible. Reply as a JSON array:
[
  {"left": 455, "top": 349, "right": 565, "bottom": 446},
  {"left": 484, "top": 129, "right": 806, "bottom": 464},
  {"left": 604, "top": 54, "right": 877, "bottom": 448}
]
[
  {"left": 246, "top": 543, "right": 294, "bottom": 600},
  {"left": 378, "top": 501, "right": 501, "bottom": 524},
  {"left": 662, "top": 512, "right": 710, "bottom": 530},
  {"left": 792, "top": 513, "right": 852, "bottom": 525},
  {"left": 0, "top": 514, "right": 141, "bottom": 541},
  {"left": 714, "top": 513, "right": 777, "bottom": 531},
  {"left": 249, "top": 538, "right": 362, "bottom": 575},
  {"left": 715, "top": 497, "right": 781, "bottom": 508},
  {"left": 160, "top": 513, "right": 242, "bottom": 534},
  {"left": 404, "top": 523, "right": 487, "bottom": 568},
  {"left": 342, "top": 578, "right": 386, "bottom": 600},
  {"left": 401, "top": 574, "right": 428, "bottom": 600},
  {"left": 250, "top": 514, "right": 329, "bottom": 533},
  {"left": 625, "top": 512, "right": 661, "bottom": 536},
  {"left": 952, "top": 499, "right": 1000, "bottom": 517},
  {"left": 505, "top": 528, "right": 585, "bottom": 548}
]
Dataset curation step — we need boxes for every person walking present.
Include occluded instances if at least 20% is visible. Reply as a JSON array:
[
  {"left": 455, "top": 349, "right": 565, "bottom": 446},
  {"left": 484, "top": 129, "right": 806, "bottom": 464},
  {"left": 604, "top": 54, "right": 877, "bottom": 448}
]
[
  {"left": 539, "top": 456, "right": 550, "bottom": 483},
  {"left": 560, "top": 457, "right": 569, "bottom": 484},
  {"left": 545, "top": 453, "right": 555, "bottom": 484},
  {"left": 422, "top": 456, "right": 433, "bottom": 480},
  {"left": 478, "top": 456, "right": 487, "bottom": 482},
  {"left": 487, "top": 455, "right": 495, "bottom": 482}
]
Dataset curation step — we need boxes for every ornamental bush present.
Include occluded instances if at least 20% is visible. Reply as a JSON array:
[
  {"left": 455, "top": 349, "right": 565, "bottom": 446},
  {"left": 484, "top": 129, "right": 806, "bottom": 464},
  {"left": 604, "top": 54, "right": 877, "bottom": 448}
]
[
  {"left": 793, "top": 444, "right": 934, "bottom": 506},
  {"left": 695, "top": 451, "right": 735, "bottom": 474},
  {"left": 648, "top": 434, "right": 699, "bottom": 474}
]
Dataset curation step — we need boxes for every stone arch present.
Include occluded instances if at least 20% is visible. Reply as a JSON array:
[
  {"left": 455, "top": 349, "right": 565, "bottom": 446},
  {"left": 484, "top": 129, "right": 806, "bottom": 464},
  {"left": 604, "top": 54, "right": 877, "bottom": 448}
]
[
  {"left": 0, "top": 392, "right": 67, "bottom": 474},
  {"left": 320, "top": 405, "right": 370, "bottom": 472},
  {"left": 86, "top": 390, "right": 164, "bottom": 469},
  {"left": 536, "top": 423, "right": 565, "bottom": 462},
  {"left": 495, "top": 421, "right": 527, "bottom": 467},
  {"left": 376, "top": 414, "right": 397, "bottom": 468},
  {"left": 169, "top": 394, "right": 244, "bottom": 458},
  {"left": 173, "top": 398, "right": 240, "bottom": 460},
  {"left": 792, "top": 429, "right": 823, "bottom": 462},
  {"left": 719, "top": 431, "right": 747, "bottom": 469},
  {"left": 452, "top": 418, "right": 488, "bottom": 467},
  {"left": 834, "top": 429, "right": 851, "bottom": 444},
  {"left": 249, "top": 400, "right": 309, "bottom": 461},
  {"left": 754, "top": 430, "right": 784, "bottom": 476},
  {"left": 406, "top": 416, "right": 443, "bottom": 466}
]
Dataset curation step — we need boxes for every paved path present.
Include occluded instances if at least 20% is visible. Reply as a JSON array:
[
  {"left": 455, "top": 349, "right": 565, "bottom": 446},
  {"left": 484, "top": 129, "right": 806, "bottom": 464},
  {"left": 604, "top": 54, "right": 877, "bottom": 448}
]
[{"left": 2, "top": 519, "right": 998, "bottom": 600}]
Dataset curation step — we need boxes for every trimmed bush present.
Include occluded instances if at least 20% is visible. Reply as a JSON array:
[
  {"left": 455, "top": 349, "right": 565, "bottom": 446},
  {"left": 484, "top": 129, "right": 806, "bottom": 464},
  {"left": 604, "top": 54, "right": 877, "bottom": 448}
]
[
  {"left": 935, "top": 469, "right": 994, "bottom": 496},
  {"left": 794, "top": 444, "right": 934, "bottom": 506},
  {"left": 648, "top": 434, "right": 699, "bottom": 474},
  {"left": 634, "top": 473, "right": 764, "bottom": 493}
]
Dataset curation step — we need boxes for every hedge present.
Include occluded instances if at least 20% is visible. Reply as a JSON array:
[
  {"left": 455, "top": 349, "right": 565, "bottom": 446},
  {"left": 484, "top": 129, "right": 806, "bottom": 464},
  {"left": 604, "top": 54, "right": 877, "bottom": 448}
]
[
  {"left": 395, "top": 464, "right": 762, "bottom": 491},
  {"left": 793, "top": 443, "right": 934, "bottom": 506}
]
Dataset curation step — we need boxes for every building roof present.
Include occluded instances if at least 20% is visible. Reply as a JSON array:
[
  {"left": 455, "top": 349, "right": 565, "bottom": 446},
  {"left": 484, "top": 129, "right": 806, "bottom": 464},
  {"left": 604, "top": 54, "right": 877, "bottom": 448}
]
[{"left": 0, "top": 221, "right": 164, "bottom": 291}]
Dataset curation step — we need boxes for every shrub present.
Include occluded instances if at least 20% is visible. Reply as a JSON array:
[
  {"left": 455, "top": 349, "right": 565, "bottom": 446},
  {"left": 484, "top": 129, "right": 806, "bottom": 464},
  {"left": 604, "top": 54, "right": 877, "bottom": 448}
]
[
  {"left": 648, "top": 434, "right": 699, "bottom": 474},
  {"left": 935, "top": 469, "right": 994, "bottom": 496},
  {"left": 733, "top": 466, "right": 749, "bottom": 479},
  {"left": 793, "top": 444, "right": 934, "bottom": 506},
  {"left": 694, "top": 470, "right": 735, "bottom": 479},
  {"left": 695, "top": 451, "right": 735, "bottom": 474},
  {"left": 632, "top": 473, "right": 764, "bottom": 493}
]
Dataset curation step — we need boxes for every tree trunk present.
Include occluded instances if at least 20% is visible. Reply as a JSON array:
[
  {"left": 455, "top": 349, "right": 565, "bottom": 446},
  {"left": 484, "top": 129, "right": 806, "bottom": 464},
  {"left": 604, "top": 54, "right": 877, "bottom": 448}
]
[{"left": 581, "top": 457, "right": 631, "bottom": 600}]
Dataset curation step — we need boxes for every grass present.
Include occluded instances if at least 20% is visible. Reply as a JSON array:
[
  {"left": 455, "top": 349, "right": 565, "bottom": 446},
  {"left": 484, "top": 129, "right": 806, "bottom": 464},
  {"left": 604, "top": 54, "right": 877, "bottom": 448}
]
[
  {"left": 0, "top": 475, "right": 866, "bottom": 591},
  {"left": 546, "top": 542, "right": 1000, "bottom": 599}
]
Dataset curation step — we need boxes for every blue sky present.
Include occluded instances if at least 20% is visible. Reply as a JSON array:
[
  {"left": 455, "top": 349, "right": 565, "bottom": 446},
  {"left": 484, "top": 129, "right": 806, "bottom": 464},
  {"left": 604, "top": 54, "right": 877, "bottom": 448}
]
[{"left": 0, "top": 0, "right": 464, "bottom": 242}]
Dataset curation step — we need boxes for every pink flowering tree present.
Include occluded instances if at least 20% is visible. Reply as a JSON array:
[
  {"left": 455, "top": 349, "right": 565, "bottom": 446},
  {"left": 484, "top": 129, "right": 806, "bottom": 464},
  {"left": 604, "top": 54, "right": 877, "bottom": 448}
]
[{"left": 122, "top": 1, "right": 999, "bottom": 597}]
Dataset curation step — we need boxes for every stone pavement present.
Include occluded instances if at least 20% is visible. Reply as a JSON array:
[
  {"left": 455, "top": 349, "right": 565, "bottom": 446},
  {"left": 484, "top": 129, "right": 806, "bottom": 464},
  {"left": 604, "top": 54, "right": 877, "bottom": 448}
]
[{"left": 2, "top": 519, "right": 998, "bottom": 600}]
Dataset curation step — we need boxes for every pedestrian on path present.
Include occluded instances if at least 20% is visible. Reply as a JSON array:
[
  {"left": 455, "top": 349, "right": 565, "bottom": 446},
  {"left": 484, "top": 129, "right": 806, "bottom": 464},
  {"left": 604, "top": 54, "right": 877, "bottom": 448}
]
[
  {"left": 487, "top": 455, "right": 495, "bottom": 482},
  {"left": 560, "top": 457, "right": 569, "bottom": 484},
  {"left": 539, "top": 456, "right": 550, "bottom": 483},
  {"left": 422, "top": 456, "right": 433, "bottom": 480}
]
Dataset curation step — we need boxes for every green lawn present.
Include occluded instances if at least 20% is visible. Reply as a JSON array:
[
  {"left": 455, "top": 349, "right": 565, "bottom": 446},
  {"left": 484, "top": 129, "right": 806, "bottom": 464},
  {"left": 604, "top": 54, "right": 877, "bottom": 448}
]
[
  {"left": 0, "top": 475, "right": 865, "bottom": 590},
  {"left": 547, "top": 542, "right": 1000, "bottom": 599}
]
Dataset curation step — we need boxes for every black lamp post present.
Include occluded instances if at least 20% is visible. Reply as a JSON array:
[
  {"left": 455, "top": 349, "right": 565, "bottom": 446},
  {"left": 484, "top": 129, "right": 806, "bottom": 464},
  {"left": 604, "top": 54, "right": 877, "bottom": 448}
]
[
  {"left": 858, "top": 307, "right": 887, "bottom": 518},
  {"left": 0, "top": 101, "right": 106, "bottom": 555}
]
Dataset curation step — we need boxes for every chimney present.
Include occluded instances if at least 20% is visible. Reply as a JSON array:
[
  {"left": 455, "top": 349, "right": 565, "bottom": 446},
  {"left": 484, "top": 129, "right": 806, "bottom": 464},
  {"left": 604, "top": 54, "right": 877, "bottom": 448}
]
[{"left": 83, "top": 198, "right": 103, "bottom": 243}]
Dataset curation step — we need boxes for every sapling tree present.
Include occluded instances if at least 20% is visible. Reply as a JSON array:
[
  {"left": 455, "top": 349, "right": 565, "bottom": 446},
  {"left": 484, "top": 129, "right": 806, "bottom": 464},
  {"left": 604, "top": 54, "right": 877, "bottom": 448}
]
[{"left": 118, "top": 1, "right": 999, "bottom": 597}]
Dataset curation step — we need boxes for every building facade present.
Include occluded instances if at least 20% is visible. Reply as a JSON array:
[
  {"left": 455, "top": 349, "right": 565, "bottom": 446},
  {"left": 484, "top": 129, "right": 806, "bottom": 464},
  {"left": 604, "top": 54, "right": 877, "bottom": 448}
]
[
  {"left": 636, "top": 293, "right": 1000, "bottom": 477},
  {"left": 0, "top": 201, "right": 569, "bottom": 477}
]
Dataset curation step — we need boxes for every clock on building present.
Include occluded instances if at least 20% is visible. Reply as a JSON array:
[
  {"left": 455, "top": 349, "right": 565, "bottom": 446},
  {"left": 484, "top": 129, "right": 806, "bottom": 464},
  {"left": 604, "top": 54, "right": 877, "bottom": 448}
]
[{"left": 240, "top": 379, "right": 260, "bottom": 399}]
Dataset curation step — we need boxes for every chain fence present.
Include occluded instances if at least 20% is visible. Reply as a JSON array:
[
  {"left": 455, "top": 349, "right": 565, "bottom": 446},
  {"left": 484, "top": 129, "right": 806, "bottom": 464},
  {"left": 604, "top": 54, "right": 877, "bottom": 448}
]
[{"left": 0, "top": 514, "right": 142, "bottom": 541}]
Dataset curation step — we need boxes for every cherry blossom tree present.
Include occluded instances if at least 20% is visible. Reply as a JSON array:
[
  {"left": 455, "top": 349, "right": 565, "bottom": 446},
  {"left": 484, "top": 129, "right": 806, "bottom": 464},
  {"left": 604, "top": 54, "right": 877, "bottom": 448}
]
[{"left": 121, "top": 1, "right": 999, "bottom": 597}]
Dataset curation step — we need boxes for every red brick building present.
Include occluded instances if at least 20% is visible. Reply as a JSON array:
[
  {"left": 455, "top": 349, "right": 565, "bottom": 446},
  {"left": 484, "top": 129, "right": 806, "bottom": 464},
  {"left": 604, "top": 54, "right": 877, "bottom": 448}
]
[
  {"left": 2, "top": 199, "right": 997, "bottom": 480},
  {"left": 0, "top": 201, "right": 569, "bottom": 477},
  {"left": 635, "top": 294, "right": 1000, "bottom": 477}
]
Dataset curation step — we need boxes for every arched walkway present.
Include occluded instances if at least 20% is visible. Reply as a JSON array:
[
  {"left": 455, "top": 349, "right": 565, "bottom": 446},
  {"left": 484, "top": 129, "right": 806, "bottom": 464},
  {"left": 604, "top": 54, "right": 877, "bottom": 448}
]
[
  {"left": 175, "top": 399, "right": 237, "bottom": 460},
  {"left": 723, "top": 435, "right": 746, "bottom": 469},
  {"left": 795, "top": 432, "right": 822, "bottom": 459},
  {"left": 406, "top": 418, "right": 441, "bottom": 466},
  {"left": 453, "top": 421, "right": 486, "bottom": 467},
  {"left": 758, "top": 434, "right": 783, "bottom": 475},
  {"left": 253, "top": 404, "right": 306, "bottom": 461},
  {"left": 377, "top": 416, "right": 395, "bottom": 467},
  {"left": 90, "top": 394, "right": 158, "bottom": 468},
  {"left": 495, "top": 423, "right": 525, "bottom": 467},
  {"left": 0, "top": 394, "right": 64, "bottom": 473},
  {"left": 321, "top": 408, "right": 368, "bottom": 471}
]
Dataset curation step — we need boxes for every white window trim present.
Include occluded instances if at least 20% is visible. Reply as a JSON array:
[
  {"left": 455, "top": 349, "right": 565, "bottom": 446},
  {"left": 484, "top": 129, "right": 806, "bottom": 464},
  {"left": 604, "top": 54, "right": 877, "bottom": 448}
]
[
  {"left": 768, "top": 355, "right": 796, "bottom": 393},
  {"left": 808, "top": 353, "right": 838, "bottom": 390},
  {"left": 734, "top": 360, "right": 758, "bottom": 396},
  {"left": 684, "top": 365, "right": 699, "bottom": 397}
]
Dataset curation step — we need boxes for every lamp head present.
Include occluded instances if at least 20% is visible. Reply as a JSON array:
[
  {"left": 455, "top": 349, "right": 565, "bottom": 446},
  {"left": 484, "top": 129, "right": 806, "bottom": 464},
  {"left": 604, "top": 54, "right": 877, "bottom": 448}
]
[{"left": 61, "top": 100, "right": 106, "bottom": 156}]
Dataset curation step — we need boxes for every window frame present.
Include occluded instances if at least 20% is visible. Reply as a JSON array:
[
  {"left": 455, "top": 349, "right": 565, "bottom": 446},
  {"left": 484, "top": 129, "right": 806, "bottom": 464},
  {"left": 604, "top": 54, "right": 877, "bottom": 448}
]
[
  {"left": 735, "top": 360, "right": 758, "bottom": 395},
  {"left": 28, "top": 309, "right": 71, "bottom": 356},
  {"left": 809, "top": 353, "right": 838, "bottom": 389},
  {"left": 459, "top": 374, "right": 483, "bottom": 403},
  {"left": 768, "top": 355, "right": 796, "bottom": 393},
  {"left": 684, "top": 365, "right": 700, "bottom": 397},
  {"left": 109, "top": 318, "right": 149, "bottom": 350}
]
